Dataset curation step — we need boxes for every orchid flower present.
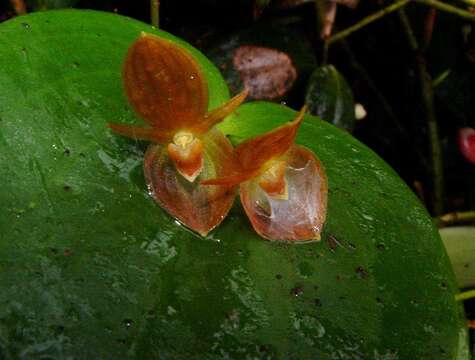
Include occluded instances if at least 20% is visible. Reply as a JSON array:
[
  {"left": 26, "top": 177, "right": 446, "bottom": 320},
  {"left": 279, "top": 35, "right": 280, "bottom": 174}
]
[
  {"left": 108, "top": 33, "right": 248, "bottom": 236},
  {"left": 202, "top": 107, "right": 328, "bottom": 241}
]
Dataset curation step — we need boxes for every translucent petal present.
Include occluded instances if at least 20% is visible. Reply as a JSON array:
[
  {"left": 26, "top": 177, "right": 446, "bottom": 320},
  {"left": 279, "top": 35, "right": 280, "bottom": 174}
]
[
  {"left": 240, "top": 145, "right": 328, "bottom": 241},
  {"left": 144, "top": 129, "right": 237, "bottom": 236}
]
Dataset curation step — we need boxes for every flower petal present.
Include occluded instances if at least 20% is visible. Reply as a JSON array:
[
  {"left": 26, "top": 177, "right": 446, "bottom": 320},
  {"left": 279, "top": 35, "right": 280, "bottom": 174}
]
[
  {"left": 144, "top": 129, "right": 238, "bottom": 236},
  {"left": 240, "top": 145, "right": 328, "bottom": 241},
  {"left": 107, "top": 123, "right": 172, "bottom": 143},
  {"left": 236, "top": 106, "right": 306, "bottom": 172},
  {"left": 201, "top": 106, "right": 307, "bottom": 187},
  {"left": 192, "top": 89, "right": 249, "bottom": 134},
  {"left": 123, "top": 33, "right": 208, "bottom": 131}
]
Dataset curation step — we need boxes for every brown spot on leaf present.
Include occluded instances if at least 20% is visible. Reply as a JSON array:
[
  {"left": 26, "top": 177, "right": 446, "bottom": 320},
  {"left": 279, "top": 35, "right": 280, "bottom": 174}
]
[
  {"left": 233, "top": 45, "right": 297, "bottom": 100},
  {"left": 356, "top": 266, "right": 368, "bottom": 279},
  {"left": 326, "top": 234, "right": 341, "bottom": 251},
  {"left": 290, "top": 286, "right": 304, "bottom": 297}
]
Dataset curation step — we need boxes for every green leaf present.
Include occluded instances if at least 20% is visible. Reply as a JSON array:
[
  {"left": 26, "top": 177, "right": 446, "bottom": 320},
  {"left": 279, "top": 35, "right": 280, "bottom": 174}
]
[
  {"left": 0, "top": 10, "right": 467, "bottom": 359},
  {"left": 441, "top": 226, "right": 475, "bottom": 288},
  {"left": 305, "top": 65, "right": 356, "bottom": 131}
]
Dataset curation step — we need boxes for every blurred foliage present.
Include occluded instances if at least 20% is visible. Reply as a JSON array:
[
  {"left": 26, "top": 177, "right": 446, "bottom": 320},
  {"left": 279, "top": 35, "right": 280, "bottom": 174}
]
[{"left": 305, "top": 65, "right": 355, "bottom": 131}]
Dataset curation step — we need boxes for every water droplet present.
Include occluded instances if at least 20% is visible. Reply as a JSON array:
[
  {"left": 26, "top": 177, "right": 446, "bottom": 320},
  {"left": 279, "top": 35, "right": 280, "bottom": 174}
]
[
  {"left": 167, "top": 306, "right": 177, "bottom": 315},
  {"left": 362, "top": 214, "right": 374, "bottom": 221},
  {"left": 123, "top": 319, "right": 133, "bottom": 328}
]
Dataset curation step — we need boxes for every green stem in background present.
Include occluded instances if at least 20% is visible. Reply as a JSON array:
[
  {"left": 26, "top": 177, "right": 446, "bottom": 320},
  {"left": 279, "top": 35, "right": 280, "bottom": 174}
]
[
  {"left": 433, "top": 69, "right": 451, "bottom": 87},
  {"left": 398, "top": 9, "right": 419, "bottom": 50},
  {"left": 322, "top": 41, "right": 329, "bottom": 65},
  {"left": 151, "top": 0, "right": 160, "bottom": 28},
  {"left": 456, "top": 289, "right": 475, "bottom": 301},
  {"left": 415, "top": 0, "right": 475, "bottom": 21},
  {"left": 326, "top": 0, "right": 410, "bottom": 46},
  {"left": 436, "top": 211, "right": 475, "bottom": 227},
  {"left": 340, "top": 40, "right": 431, "bottom": 170},
  {"left": 398, "top": 9, "right": 444, "bottom": 215},
  {"left": 458, "top": 0, "right": 475, "bottom": 7}
]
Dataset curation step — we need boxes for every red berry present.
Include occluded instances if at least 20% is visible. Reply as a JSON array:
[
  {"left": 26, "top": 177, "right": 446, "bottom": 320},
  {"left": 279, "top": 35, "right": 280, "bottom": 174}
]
[{"left": 458, "top": 127, "right": 475, "bottom": 165}]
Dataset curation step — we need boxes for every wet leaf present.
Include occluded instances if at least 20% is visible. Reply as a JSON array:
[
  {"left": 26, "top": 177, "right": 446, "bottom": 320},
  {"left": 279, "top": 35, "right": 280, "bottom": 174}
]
[
  {"left": 305, "top": 64, "right": 356, "bottom": 131},
  {"left": 0, "top": 10, "right": 467, "bottom": 359}
]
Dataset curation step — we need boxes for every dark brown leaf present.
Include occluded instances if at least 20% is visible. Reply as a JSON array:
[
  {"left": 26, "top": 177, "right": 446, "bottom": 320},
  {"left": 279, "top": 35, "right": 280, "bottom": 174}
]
[{"left": 233, "top": 45, "right": 297, "bottom": 100}]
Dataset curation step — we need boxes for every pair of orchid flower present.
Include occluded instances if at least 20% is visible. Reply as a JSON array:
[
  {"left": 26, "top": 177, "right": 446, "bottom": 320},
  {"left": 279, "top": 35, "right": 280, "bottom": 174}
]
[{"left": 108, "top": 33, "right": 327, "bottom": 241}]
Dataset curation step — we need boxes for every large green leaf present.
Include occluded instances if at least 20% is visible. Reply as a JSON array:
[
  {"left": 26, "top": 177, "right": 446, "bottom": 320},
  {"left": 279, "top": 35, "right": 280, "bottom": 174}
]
[
  {"left": 0, "top": 9, "right": 467, "bottom": 359},
  {"left": 441, "top": 226, "right": 475, "bottom": 288}
]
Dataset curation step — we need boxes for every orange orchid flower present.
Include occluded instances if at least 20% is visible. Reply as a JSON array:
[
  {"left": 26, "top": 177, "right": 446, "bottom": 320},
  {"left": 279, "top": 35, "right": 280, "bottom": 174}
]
[
  {"left": 202, "top": 107, "right": 328, "bottom": 241},
  {"left": 108, "top": 33, "right": 248, "bottom": 236}
]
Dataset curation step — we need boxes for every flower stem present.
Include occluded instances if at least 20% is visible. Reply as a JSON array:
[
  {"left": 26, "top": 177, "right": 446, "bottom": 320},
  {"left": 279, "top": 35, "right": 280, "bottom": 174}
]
[
  {"left": 436, "top": 211, "right": 475, "bottom": 226},
  {"left": 456, "top": 289, "right": 475, "bottom": 302},
  {"left": 151, "top": 0, "right": 160, "bottom": 28},
  {"left": 398, "top": 9, "right": 444, "bottom": 215},
  {"left": 415, "top": 0, "right": 475, "bottom": 21},
  {"left": 326, "top": 0, "right": 410, "bottom": 46}
]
